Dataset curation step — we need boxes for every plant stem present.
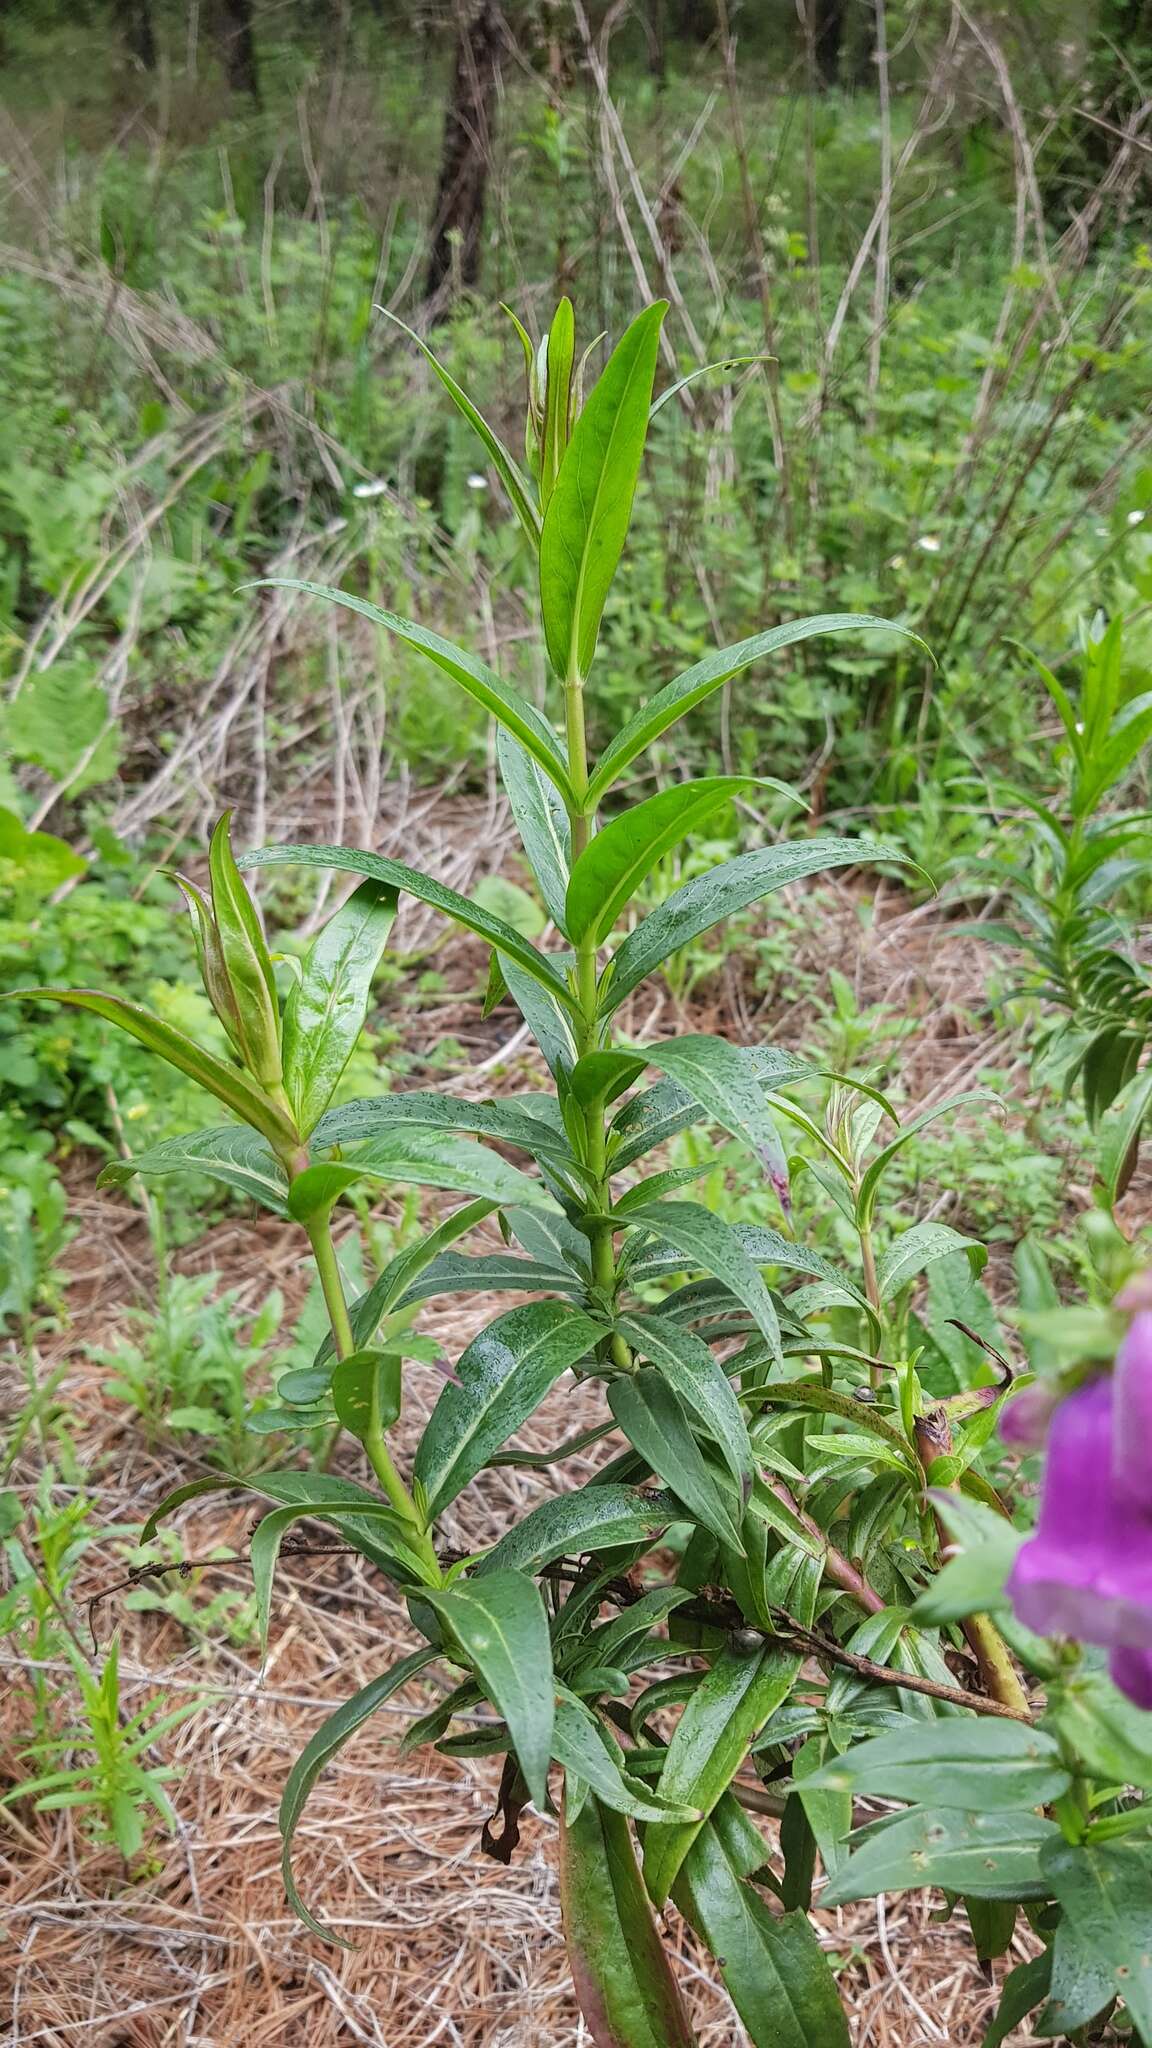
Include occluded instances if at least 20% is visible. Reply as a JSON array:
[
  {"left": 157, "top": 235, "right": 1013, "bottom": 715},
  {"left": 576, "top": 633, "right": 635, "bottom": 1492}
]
[
  {"left": 305, "top": 1213, "right": 434, "bottom": 1560},
  {"left": 565, "top": 668, "right": 630, "bottom": 1369}
]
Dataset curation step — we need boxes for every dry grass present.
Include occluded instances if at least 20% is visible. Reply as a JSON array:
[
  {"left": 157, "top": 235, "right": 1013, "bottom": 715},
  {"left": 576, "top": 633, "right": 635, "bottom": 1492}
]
[{"left": 4, "top": 801, "right": 1127, "bottom": 2048}]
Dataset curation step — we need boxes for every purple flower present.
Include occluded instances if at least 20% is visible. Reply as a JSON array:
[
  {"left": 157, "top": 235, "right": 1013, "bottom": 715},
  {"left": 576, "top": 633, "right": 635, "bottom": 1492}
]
[
  {"left": 999, "top": 1380, "right": 1059, "bottom": 1451},
  {"left": 1004, "top": 1327, "right": 1152, "bottom": 1710}
]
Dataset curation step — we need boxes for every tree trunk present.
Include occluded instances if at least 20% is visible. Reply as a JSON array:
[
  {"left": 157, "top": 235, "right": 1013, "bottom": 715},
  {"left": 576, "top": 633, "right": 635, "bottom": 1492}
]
[
  {"left": 215, "top": 0, "right": 261, "bottom": 100},
  {"left": 119, "top": 0, "right": 157, "bottom": 69},
  {"left": 424, "top": 0, "right": 502, "bottom": 306},
  {"left": 811, "top": 0, "right": 844, "bottom": 88}
]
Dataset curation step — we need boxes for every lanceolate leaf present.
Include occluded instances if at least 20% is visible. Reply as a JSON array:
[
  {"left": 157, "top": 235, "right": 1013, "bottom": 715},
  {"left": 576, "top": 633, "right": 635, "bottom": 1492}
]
[
  {"left": 587, "top": 616, "right": 927, "bottom": 806},
  {"left": 644, "top": 1645, "right": 802, "bottom": 1906},
  {"left": 422, "top": 1571, "right": 554, "bottom": 1810},
  {"left": 251, "top": 1497, "right": 434, "bottom": 1658},
  {"left": 281, "top": 879, "right": 399, "bottom": 1135},
  {"left": 540, "top": 301, "right": 667, "bottom": 682},
  {"left": 802, "top": 1720, "right": 1070, "bottom": 1812},
  {"left": 625, "top": 1200, "right": 782, "bottom": 1360},
  {"left": 551, "top": 1694, "right": 700, "bottom": 1824},
  {"left": 314, "top": 1090, "right": 579, "bottom": 1177},
  {"left": 477, "top": 1485, "right": 672, "bottom": 1578},
  {"left": 565, "top": 778, "right": 771, "bottom": 943},
  {"left": 279, "top": 1647, "right": 437, "bottom": 1941},
  {"left": 414, "top": 1301, "right": 604, "bottom": 1517},
  {"left": 1038, "top": 1838, "right": 1152, "bottom": 2040},
  {"left": 605, "top": 840, "right": 910, "bottom": 1008},
  {"left": 97, "top": 1126, "right": 289, "bottom": 1213},
  {"left": 609, "top": 1054, "right": 811, "bottom": 1170},
  {"left": 286, "top": 1132, "right": 554, "bottom": 1223},
  {"left": 608, "top": 1371, "right": 744, "bottom": 1551},
  {"left": 855, "top": 1093, "right": 995, "bottom": 1231},
  {"left": 634, "top": 1034, "right": 790, "bottom": 1201},
  {"left": 560, "top": 1793, "right": 698, "bottom": 2048},
  {"left": 875, "top": 1222, "right": 987, "bottom": 1300},
  {"left": 243, "top": 844, "right": 578, "bottom": 1018},
  {"left": 13, "top": 990, "right": 297, "bottom": 1150},
  {"left": 497, "top": 729, "right": 572, "bottom": 932},
  {"left": 675, "top": 1815, "right": 851, "bottom": 2048},
  {"left": 376, "top": 308, "right": 541, "bottom": 543},
  {"left": 821, "top": 1808, "right": 1060, "bottom": 1906},
  {"left": 614, "top": 1314, "right": 753, "bottom": 1487},
  {"left": 246, "top": 587, "right": 570, "bottom": 796},
  {"left": 395, "top": 1250, "right": 582, "bottom": 1309}
]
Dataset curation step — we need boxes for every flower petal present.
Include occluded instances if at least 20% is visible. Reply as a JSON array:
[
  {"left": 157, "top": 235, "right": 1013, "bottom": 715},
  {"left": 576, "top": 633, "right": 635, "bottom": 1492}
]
[{"left": 1114, "top": 1309, "right": 1152, "bottom": 1512}]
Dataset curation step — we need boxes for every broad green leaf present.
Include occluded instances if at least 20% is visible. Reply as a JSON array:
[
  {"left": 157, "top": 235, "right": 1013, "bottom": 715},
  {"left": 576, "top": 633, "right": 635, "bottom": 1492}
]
[
  {"left": 496, "top": 729, "right": 571, "bottom": 931},
  {"left": 552, "top": 1694, "right": 699, "bottom": 1824},
  {"left": 414, "top": 1301, "right": 603, "bottom": 1517},
  {"left": 242, "top": 843, "right": 578, "bottom": 1013},
  {"left": 396, "top": 1249, "right": 582, "bottom": 1309},
  {"left": 802, "top": 1720, "right": 1069, "bottom": 1811},
  {"left": 609, "top": 1053, "right": 811, "bottom": 1169},
  {"left": 376, "top": 308, "right": 541, "bottom": 542},
  {"left": 588, "top": 617, "right": 927, "bottom": 807},
  {"left": 625, "top": 1200, "right": 782, "bottom": 1360},
  {"left": 1038, "top": 1837, "right": 1152, "bottom": 2040},
  {"left": 279, "top": 1647, "right": 437, "bottom": 1941},
  {"left": 97, "top": 1126, "right": 288, "bottom": 1213},
  {"left": 911, "top": 1493, "right": 1022, "bottom": 1625},
  {"left": 644, "top": 1644, "right": 802, "bottom": 1906},
  {"left": 560, "top": 1793, "right": 698, "bottom": 2048},
  {"left": 422, "top": 1571, "right": 553, "bottom": 1810},
  {"left": 246, "top": 586, "right": 570, "bottom": 795},
  {"left": 331, "top": 1348, "right": 403, "bottom": 1441},
  {"left": 566, "top": 777, "right": 770, "bottom": 942},
  {"left": 608, "top": 1371, "right": 743, "bottom": 1551},
  {"left": 477, "top": 1485, "right": 671, "bottom": 1578},
  {"left": 539, "top": 301, "right": 667, "bottom": 681},
  {"left": 287, "top": 1131, "right": 555, "bottom": 1223},
  {"left": 1036, "top": 1912, "right": 1120, "bottom": 2038},
  {"left": 282, "top": 879, "right": 398, "bottom": 1134},
  {"left": 1098, "top": 1067, "right": 1152, "bottom": 1208},
  {"left": 875, "top": 1222, "right": 987, "bottom": 1300},
  {"left": 820, "top": 1807, "right": 1060, "bottom": 1906},
  {"left": 570, "top": 1049, "right": 649, "bottom": 1108},
  {"left": 314, "top": 1090, "right": 579, "bottom": 1177},
  {"left": 793, "top": 1735, "right": 852, "bottom": 1879},
  {"left": 498, "top": 949, "right": 580, "bottom": 1073},
  {"left": 13, "top": 989, "right": 297, "bottom": 1150},
  {"left": 606, "top": 840, "right": 910, "bottom": 1008},
  {"left": 0, "top": 807, "right": 85, "bottom": 908},
  {"left": 614, "top": 1314, "right": 752, "bottom": 1487},
  {"left": 315, "top": 1198, "right": 495, "bottom": 1367},
  {"left": 634, "top": 1034, "right": 790, "bottom": 1202},
  {"left": 675, "top": 1818, "right": 851, "bottom": 2048},
  {"left": 251, "top": 1497, "right": 433, "bottom": 1658}
]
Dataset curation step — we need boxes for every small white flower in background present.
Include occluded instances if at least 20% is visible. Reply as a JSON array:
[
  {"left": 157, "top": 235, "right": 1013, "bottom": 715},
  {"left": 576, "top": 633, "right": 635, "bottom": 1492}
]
[
  {"left": 1128, "top": 509, "right": 1146, "bottom": 526},
  {"left": 353, "top": 479, "right": 388, "bottom": 499},
  {"left": 467, "top": 473, "right": 489, "bottom": 492},
  {"left": 914, "top": 534, "right": 941, "bottom": 554}
]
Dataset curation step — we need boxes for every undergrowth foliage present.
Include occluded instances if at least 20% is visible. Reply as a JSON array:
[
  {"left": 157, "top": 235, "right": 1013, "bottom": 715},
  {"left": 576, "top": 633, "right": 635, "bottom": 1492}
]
[{"left": 19, "top": 303, "right": 1152, "bottom": 2047}]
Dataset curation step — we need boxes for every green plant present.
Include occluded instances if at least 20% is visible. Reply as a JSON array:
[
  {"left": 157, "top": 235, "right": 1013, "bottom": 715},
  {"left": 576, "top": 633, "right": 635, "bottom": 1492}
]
[
  {"left": 21, "top": 302, "right": 1151, "bottom": 2047},
  {"left": 974, "top": 615, "right": 1152, "bottom": 1206},
  {"left": 1, "top": 1636, "right": 199, "bottom": 1864}
]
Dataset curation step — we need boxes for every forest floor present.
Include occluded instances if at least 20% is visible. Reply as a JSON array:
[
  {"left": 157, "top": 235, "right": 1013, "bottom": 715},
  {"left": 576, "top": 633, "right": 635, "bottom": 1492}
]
[{"left": 5, "top": 794, "right": 1138, "bottom": 2048}]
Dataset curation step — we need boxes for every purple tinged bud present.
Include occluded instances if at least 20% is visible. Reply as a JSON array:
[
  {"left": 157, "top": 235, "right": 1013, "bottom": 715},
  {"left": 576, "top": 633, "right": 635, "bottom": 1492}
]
[{"left": 999, "top": 1380, "right": 1059, "bottom": 1451}]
